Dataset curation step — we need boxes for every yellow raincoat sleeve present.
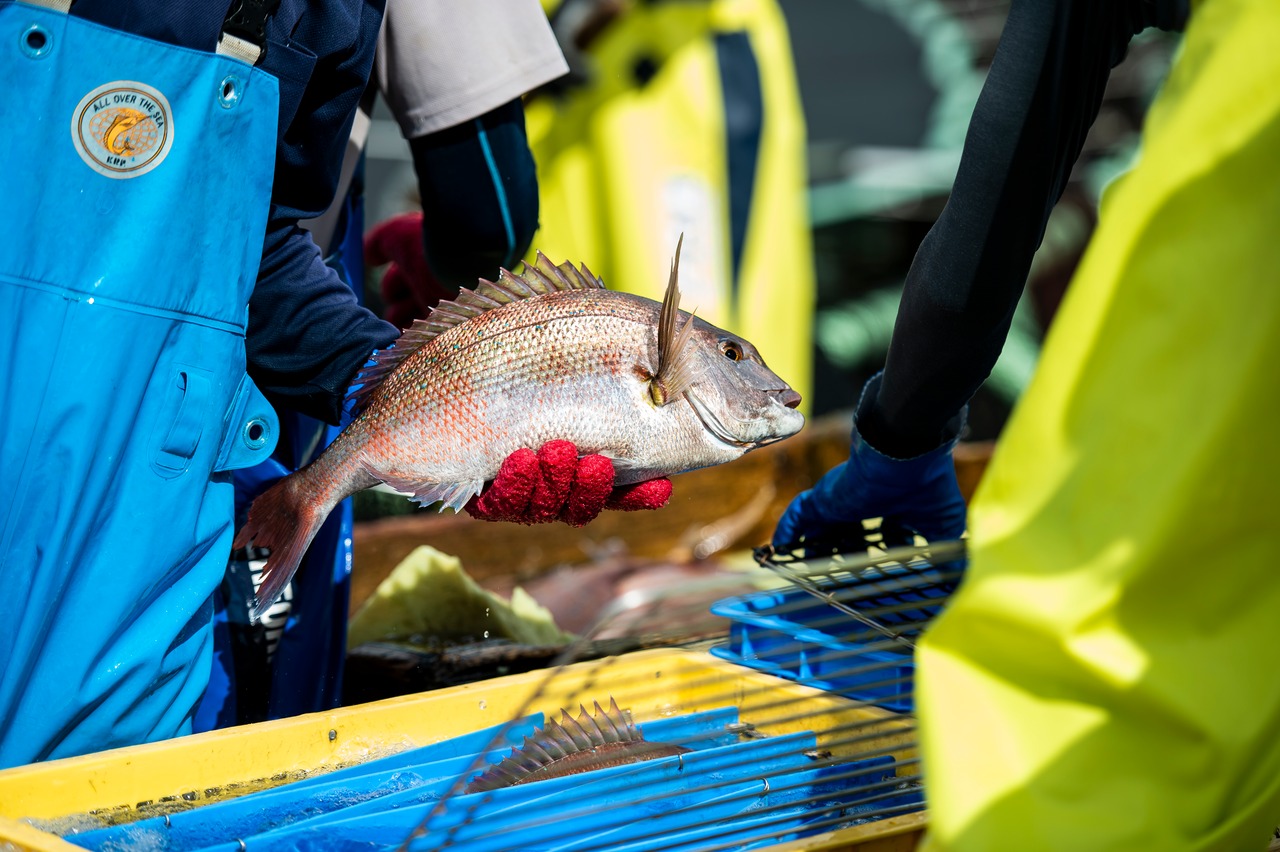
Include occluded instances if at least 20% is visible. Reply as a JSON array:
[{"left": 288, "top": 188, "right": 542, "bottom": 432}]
[{"left": 916, "top": 0, "right": 1280, "bottom": 849}]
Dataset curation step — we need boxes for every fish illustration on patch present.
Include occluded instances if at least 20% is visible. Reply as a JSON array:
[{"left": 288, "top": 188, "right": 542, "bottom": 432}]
[{"left": 102, "top": 111, "right": 143, "bottom": 155}]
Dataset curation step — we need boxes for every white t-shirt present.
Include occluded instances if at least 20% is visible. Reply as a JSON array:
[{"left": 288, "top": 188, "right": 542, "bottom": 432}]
[
  {"left": 302, "top": 0, "right": 568, "bottom": 248},
  {"left": 376, "top": 0, "right": 570, "bottom": 138}
]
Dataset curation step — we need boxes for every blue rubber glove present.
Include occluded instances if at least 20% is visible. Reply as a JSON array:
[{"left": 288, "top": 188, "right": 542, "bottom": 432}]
[{"left": 773, "top": 374, "right": 968, "bottom": 550}]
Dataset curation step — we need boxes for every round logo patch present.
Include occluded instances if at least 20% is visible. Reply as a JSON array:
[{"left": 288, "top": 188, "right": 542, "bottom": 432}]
[{"left": 71, "top": 81, "right": 174, "bottom": 179}]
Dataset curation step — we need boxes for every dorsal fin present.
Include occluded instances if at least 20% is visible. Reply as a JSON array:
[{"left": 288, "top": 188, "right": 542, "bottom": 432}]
[
  {"left": 465, "top": 698, "right": 649, "bottom": 794},
  {"left": 348, "top": 253, "right": 605, "bottom": 413}
]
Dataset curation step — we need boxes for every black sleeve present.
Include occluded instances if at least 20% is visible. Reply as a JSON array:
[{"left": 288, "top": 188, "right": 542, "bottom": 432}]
[
  {"left": 246, "top": 0, "right": 400, "bottom": 425},
  {"left": 246, "top": 222, "right": 399, "bottom": 424},
  {"left": 858, "top": 0, "right": 1188, "bottom": 459},
  {"left": 408, "top": 98, "right": 542, "bottom": 291}
]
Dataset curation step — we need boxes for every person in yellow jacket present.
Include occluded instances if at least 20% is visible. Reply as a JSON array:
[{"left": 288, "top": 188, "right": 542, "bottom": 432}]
[
  {"left": 774, "top": 0, "right": 1280, "bottom": 847},
  {"left": 524, "top": 0, "right": 814, "bottom": 408}
]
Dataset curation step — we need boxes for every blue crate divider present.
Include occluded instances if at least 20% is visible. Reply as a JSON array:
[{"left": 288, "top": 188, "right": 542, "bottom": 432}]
[
  {"left": 64, "top": 704, "right": 922, "bottom": 852},
  {"left": 709, "top": 573, "right": 952, "bottom": 712}
]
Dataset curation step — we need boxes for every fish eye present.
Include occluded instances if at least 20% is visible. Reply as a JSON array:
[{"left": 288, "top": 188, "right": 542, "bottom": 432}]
[{"left": 720, "top": 341, "right": 743, "bottom": 362}]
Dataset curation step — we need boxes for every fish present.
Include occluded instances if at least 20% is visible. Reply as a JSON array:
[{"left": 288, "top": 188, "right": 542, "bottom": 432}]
[
  {"left": 465, "top": 698, "right": 689, "bottom": 793},
  {"left": 104, "top": 112, "right": 141, "bottom": 154},
  {"left": 234, "top": 237, "right": 805, "bottom": 620}
]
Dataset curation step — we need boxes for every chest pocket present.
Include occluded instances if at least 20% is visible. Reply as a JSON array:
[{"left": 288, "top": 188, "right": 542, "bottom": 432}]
[
  {"left": 151, "top": 365, "right": 278, "bottom": 479},
  {"left": 152, "top": 366, "right": 213, "bottom": 479}
]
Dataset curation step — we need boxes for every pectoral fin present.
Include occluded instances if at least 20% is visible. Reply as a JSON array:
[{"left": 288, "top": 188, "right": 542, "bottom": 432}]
[{"left": 377, "top": 472, "right": 484, "bottom": 512}]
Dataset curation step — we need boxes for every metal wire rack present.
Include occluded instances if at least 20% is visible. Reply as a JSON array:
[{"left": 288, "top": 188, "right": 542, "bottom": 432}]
[{"left": 59, "top": 537, "right": 966, "bottom": 852}]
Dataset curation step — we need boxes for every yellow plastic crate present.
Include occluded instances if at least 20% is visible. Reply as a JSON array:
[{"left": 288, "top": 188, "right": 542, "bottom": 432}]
[{"left": 0, "top": 649, "right": 925, "bottom": 851}]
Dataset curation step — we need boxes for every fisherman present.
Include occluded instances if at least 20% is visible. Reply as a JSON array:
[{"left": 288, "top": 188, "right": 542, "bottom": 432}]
[
  {"left": 774, "top": 0, "right": 1280, "bottom": 848},
  {"left": 0, "top": 0, "right": 666, "bottom": 769}
]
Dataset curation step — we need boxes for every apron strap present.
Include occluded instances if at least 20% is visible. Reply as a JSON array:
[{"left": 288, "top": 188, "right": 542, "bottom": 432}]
[
  {"left": 20, "top": 0, "right": 72, "bottom": 11},
  {"left": 217, "top": 0, "right": 282, "bottom": 66},
  {"left": 18, "top": 0, "right": 277, "bottom": 66}
]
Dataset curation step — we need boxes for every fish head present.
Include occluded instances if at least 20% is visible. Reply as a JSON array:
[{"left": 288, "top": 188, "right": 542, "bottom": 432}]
[{"left": 680, "top": 317, "right": 805, "bottom": 450}]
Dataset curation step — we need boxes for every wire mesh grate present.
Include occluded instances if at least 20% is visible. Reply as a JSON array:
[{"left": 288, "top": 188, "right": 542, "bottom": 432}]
[{"left": 60, "top": 538, "right": 965, "bottom": 852}]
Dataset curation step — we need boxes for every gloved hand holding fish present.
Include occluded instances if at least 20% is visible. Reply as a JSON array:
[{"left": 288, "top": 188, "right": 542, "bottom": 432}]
[
  {"left": 463, "top": 439, "right": 676, "bottom": 527},
  {"left": 234, "top": 237, "right": 805, "bottom": 620}
]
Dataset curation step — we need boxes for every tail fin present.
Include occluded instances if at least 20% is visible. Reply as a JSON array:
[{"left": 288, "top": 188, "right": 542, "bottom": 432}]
[{"left": 232, "top": 470, "right": 334, "bottom": 623}]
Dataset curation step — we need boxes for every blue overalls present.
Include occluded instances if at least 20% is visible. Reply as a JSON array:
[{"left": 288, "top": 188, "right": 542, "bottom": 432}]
[
  {"left": 195, "top": 171, "right": 368, "bottom": 731},
  {"left": 0, "top": 0, "right": 280, "bottom": 767}
]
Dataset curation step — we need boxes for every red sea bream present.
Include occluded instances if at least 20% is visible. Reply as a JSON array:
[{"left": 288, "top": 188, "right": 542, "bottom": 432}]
[{"left": 235, "top": 239, "right": 804, "bottom": 618}]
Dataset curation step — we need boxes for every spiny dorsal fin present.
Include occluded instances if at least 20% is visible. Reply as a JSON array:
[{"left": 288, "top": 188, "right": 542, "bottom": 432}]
[
  {"left": 650, "top": 234, "right": 699, "bottom": 406},
  {"left": 348, "top": 252, "right": 605, "bottom": 413},
  {"left": 465, "top": 698, "right": 643, "bottom": 794}
]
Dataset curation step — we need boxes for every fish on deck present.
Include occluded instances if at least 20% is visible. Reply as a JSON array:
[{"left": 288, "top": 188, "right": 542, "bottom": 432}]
[
  {"left": 235, "top": 238, "right": 805, "bottom": 620},
  {"left": 465, "top": 698, "right": 690, "bottom": 794}
]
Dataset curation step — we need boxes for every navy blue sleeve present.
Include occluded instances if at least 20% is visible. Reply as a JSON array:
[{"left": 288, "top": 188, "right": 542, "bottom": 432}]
[
  {"left": 246, "top": 223, "right": 397, "bottom": 423},
  {"left": 859, "top": 0, "right": 1187, "bottom": 458},
  {"left": 247, "top": 0, "right": 398, "bottom": 424},
  {"left": 408, "top": 98, "right": 542, "bottom": 291}
]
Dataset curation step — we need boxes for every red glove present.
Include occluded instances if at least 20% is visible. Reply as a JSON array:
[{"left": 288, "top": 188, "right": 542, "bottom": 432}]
[
  {"left": 364, "top": 212, "right": 454, "bottom": 330},
  {"left": 466, "top": 440, "right": 673, "bottom": 527}
]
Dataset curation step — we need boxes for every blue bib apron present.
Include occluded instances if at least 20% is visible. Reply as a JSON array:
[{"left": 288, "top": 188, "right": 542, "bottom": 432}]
[
  {"left": 195, "top": 179, "right": 369, "bottom": 732},
  {"left": 0, "top": 1, "right": 280, "bottom": 767}
]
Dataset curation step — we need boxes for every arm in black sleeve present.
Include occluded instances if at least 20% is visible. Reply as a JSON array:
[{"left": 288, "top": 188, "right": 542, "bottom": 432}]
[
  {"left": 247, "top": 0, "right": 399, "bottom": 424},
  {"left": 408, "top": 98, "right": 541, "bottom": 290},
  {"left": 859, "top": 0, "right": 1188, "bottom": 459},
  {"left": 247, "top": 221, "right": 398, "bottom": 423}
]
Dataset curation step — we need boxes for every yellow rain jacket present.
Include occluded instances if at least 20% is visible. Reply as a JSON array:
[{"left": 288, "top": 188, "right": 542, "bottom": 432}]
[
  {"left": 917, "top": 0, "right": 1280, "bottom": 848},
  {"left": 526, "top": 0, "right": 814, "bottom": 407}
]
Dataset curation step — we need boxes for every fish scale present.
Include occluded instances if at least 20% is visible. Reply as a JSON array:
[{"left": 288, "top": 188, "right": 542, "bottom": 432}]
[
  {"left": 235, "top": 240, "right": 804, "bottom": 620},
  {"left": 367, "top": 303, "right": 673, "bottom": 478}
]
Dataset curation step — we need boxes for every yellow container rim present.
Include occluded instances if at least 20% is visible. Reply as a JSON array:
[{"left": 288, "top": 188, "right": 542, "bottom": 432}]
[{"left": 0, "top": 648, "right": 924, "bottom": 851}]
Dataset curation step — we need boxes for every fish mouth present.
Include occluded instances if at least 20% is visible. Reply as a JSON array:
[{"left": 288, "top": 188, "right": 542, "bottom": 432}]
[
  {"left": 777, "top": 388, "right": 802, "bottom": 410},
  {"left": 685, "top": 389, "right": 799, "bottom": 450}
]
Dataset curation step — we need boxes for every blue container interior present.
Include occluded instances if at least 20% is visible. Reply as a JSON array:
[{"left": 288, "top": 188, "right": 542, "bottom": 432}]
[
  {"left": 709, "top": 569, "right": 952, "bottom": 712},
  {"left": 62, "top": 706, "right": 922, "bottom": 851}
]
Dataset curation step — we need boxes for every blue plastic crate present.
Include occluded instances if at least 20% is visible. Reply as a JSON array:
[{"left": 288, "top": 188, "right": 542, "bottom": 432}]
[
  {"left": 709, "top": 580, "right": 949, "bottom": 713},
  {"left": 63, "top": 706, "right": 921, "bottom": 852}
]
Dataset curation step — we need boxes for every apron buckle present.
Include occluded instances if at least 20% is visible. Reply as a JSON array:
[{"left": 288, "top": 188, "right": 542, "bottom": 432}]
[
  {"left": 216, "top": 374, "right": 279, "bottom": 472},
  {"left": 219, "top": 0, "right": 282, "bottom": 63}
]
